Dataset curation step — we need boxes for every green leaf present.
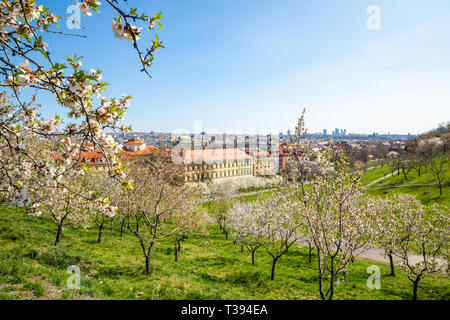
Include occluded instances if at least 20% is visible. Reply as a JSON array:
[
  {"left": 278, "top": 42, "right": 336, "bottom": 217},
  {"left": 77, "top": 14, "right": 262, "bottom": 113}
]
[{"left": 155, "top": 21, "right": 163, "bottom": 30}]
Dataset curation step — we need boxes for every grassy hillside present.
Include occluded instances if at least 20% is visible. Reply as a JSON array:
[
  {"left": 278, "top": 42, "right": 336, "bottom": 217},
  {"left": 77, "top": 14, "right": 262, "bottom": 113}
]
[
  {"left": 0, "top": 205, "right": 449, "bottom": 300},
  {"left": 364, "top": 162, "right": 449, "bottom": 207},
  {"left": 361, "top": 165, "right": 392, "bottom": 185}
]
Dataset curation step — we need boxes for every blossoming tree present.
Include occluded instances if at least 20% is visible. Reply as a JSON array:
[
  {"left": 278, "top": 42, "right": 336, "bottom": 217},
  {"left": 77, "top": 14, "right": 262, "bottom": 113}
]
[
  {"left": 303, "top": 153, "right": 377, "bottom": 300},
  {"left": 393, "top": 198, "right": 449, "bottom": 300},
  {"left": 121, "top": 159, "right": 202, "bottom": 275},
  {"left": 372, "top": 193, "right": 409, "bottom": 276},
  {"left": 171, "top": 200, "right": 208, "bottom": 263},
  {"left": 258, "top": 192, "right": 301, "bottom": 280},
  {"left": 26, "top": 171, "right": 93, "bottom": 245},
  {"left": 85, "top": 168, "right": 120, "bottom": 243},
  {"left": 203, "top": 180, "right": 239, "bottom": 240},
  {"left": 283, "top": 109, "right": 322, "bottom": 263},
  {"left": 228, "top": 201, "right": 264, "bottom": 265},
  {"left": 0, "top": 0, "right": 163, "bottom": 210}
]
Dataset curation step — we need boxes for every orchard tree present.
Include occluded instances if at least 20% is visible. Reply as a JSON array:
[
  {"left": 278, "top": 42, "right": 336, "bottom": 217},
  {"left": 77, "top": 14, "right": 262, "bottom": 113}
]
[
  {"left": 203, "top": 180, "right": 239, "bottom": 240},
  {"left": 411, "top": 154, "right": 426, "bottom": 177},
  {"left": 417, "top": 137, "right": 444, "bottom": 162},
  {"left": 399, "top": 158, "right": 413, "bottom": 181},
  {"left": 85, "top": 169, "right": 121, "bottom": 243},
  {"left": 428, "top": 154, "right": 448, "bottom": 197},
  {"left": 228, "top": 201, "right": 264, "bottom": 265},
  {"left": 0, "top": 0, "right": 163, "bottom": 209},
  {"left": 394, "top": 200, "right": 449, "bottom": 300},
  {"left": 372, "top": 194, "right": 410, "bottom": 276},
  {"left": 171, "top": 192, "right": 208, "bottom": 262},
  {"left": 123, "top": 159, "right": 201, "bottom": 275},
  {"left": 283, "top": 108, "right": 319, "bottom": 261},
  {"left": 258, "top": 191, "right": 301, "bottom": 280},
  {"left": 25, "top": 172, "right": 103, "bottom": 246},
  {"left": 9, "top": 137, "right": 117, "bottom": 245},
  {"left": 283, "top": 108, "right": 316, "bottom": 201},
  {"left": 304, "top": 152, "right": 377, "bottom": 300}
]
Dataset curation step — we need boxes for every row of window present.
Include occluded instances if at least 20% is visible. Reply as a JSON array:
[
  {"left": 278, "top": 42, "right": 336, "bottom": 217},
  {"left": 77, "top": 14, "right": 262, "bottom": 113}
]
[
  {"left": 184, "top": 168, "right": 257, "bottom": 181},
  {"left": 185, "top": 161, "right": 253, "bottom": 171}
]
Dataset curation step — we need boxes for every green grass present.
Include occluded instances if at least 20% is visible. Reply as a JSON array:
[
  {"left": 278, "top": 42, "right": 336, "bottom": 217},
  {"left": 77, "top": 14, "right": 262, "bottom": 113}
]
[
  {"left": 360, "top": 165, "right": 392, "bottom": 185},
  {"left": 363, "top": 163, "right": 449, "bottom": 207},
  {"left": 0, "top": 205, "right": 449, "bottom": 300}
]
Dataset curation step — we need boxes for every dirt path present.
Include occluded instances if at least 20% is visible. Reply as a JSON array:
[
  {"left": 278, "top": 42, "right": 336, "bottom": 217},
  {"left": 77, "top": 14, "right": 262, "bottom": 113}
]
[{"left": 366, "top": 170, "right": 398, "bottom": 187}]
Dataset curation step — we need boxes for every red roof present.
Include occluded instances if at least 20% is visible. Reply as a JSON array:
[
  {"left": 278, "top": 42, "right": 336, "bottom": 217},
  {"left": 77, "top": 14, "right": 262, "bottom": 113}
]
[{"left": 124, "top": 140, "right": 145, "bottom": 145}]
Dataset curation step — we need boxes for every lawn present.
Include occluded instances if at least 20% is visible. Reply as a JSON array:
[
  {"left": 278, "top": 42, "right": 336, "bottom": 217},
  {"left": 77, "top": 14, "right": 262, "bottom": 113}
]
[
  {"left": 364, "top": 163, "right": 449, "bottom": 207},
  {"left": 0, "top": 205, "right": 449, "bottom": 300},
  {"left": 360, "top": 165, "right": 392, "bottom": 185}
]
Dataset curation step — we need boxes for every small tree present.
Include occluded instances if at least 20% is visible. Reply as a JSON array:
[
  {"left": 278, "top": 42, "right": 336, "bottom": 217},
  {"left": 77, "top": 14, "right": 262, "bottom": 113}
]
[
  {"left": 228, "top": 201, "right": 263, "bottom": 265},
  {"left": 304, "top": 153, "right": 376, "bottom": 300},
  {"left": 400, "top": 158, "right": 413, "bottom": 181},
  {"left": 85, "top": 170, "right": 121, "bottom": 243},
  {"left": 411, "top": 155, "right": 426, "bottom": 177},
  {"left": 394, "top": 200, "right": 449, "bottom": 300},
  {"left": 26, "top": 174, "right": 94, "bottom": 246},
  {"left": 428, "top": 154, "right": 448, "bottom": 197},
  {"left": 258, "top": 192, "right": 301, "bottom": 280},
  {"left": 172, "top": 195, "right": 208, "bottom": 262},
  {"left": 122, "top": 159, "right": 198, "bottom": 275},
  {"left": 204, "top": 181, "right": 239, "bottom": 240},
  {"left": 373, "top": 194, "right": 412, "bottom": 276},
  {"left": 283, "top": 108, "right": 317, "bottom": 262}
]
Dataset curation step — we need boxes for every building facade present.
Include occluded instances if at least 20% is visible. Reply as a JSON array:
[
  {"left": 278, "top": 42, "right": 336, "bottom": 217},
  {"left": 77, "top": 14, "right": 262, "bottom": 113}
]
[{"left": 81, "top": 139, "right": 277, "bottom": 183}]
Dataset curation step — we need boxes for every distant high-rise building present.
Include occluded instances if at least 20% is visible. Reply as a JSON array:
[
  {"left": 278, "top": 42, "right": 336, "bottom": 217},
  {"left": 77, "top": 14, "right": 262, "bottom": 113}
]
[
  {"left": 341, "top": 129, "right": 346, "bottom": 135},
  {"left": 334, "top": 128, "right": 339, "bottom": 135},
  {"left": 287, "top": 130, "right": 291, "bottom": 138},
  {"left": 323, "top": 129, "right": 327, "bottom": 135}
]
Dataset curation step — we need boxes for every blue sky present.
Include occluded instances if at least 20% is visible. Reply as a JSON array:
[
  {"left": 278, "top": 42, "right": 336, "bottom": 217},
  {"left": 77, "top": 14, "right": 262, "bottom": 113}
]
[{"left": 39, "top": 0, "right": 450, "bottom": 134}]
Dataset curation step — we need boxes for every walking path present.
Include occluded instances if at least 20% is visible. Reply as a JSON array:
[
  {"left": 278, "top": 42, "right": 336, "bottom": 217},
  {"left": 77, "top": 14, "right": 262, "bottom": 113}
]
[
  {"left": 365, "top": 170, "right": 448, "bottom": 190},
  {"left": 231, "top": 188, "right": 275, "bottom": 199},
  {"left": 293, "top": 238, "right": 426, "bottom": 266},
  {"left": 366, "top": 171, "right": 398, "bottom": 187},
  {"left": 368, "top": 182, "right": 446, "bottom": 190}
]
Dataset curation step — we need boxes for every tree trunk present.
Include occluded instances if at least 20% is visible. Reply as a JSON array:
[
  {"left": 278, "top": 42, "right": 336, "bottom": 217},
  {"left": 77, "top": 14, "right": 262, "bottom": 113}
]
[
  {"left": 240, "top": 245, "right": 244, "bottom": 253},
  {"left": 174, "top": 239, "right": 178, "bottom": 262},
  {"left": 388, "top": 253, "right": 395, "bottom": 276},
  {"left": 223, "top": 229, "right": 228, "bottom": 240},
  {"left": 413, "top": 276, "right": 421, "bottom": 300},
  {"left": 318, "top": 274, "right": 325, "bottom": 300},
  {"left": 145, "top": 255, "right": 151, "bottom": 275},
  {"left": 97, "top": 223, "right": 103, "bottom": 243},
  {"left": 177, "top": 239, "right": 181, "bottom": 251},
  {"left": 270, "top": 257, "right": 278, "bottom": 280},
  {"left": 328, "top": 277, "right": 335, "bottom": 300},
  {"left": 251, "top": 251, "right": 255, "bottom": 266},
  {"left": 120, "top": 220, "right": 125, "bottom": 237},
  {"left": 54, "top": 224, "right": 63, "bottom": 246},
  {"left": 308, "top": 245, "right": 312, "bottom": 263},
  {"left": 439, "top": 184, "right": 442, "bottom": 196}
]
